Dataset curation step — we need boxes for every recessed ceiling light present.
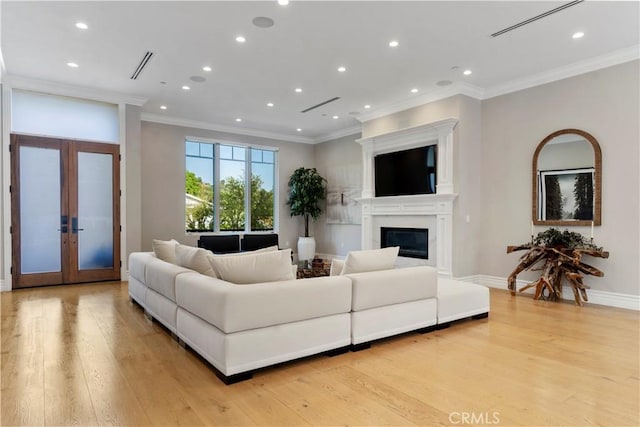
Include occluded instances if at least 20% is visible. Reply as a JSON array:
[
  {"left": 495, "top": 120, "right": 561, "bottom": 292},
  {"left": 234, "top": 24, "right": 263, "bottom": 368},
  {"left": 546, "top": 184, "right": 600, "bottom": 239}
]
[
  {"left": 295, "top": 88, "right": 302, "bottom": 93},
  {"left": 75, "top": 22, "right": 88, "bottom": 30},
  {"left": 364, "top": 105, "right": 371, "bottom": 109},
  {"left": 235, "top": 118, "right": 242, "bottom": 122},
  {"left": 278, "top": 0, "right": 289, "bottom": 5},
  {"left": 160, "top": 105, "right": 167, "bottom": 110},
  {"left": 202, "top": 66, "right": 212, "bottom": 72},
  {"left": 463, "top": 70, "right": 472, "bottom": 76},
  {"left": 389, "top": 40, "right": 399, "bottom": 47},
  {"left": 296, "top": 128, "right": 302, "bottom": 132},
  {"left": 236, "top": 36, "right": 246, "bottom": 43},
  {"left": 410, "top": 88, "right": 419, "bottom": 93},
  {"left": 337, "top": 66, "right": 346, "bottom": 73},
  {"left": 332, "top": 115, "right": 339, "bottom": 119},
  {"left": 182, "top": 85, "right": 190, "bottom": 90},
  {"left": 267, "top": 102, "right": 274, "bottom": 107},
  {"left": 67, "top": 62, "right": 79, "bottom": 68},
  {"left": 572, "top": 31, "right": 585, "bottom": 39}
]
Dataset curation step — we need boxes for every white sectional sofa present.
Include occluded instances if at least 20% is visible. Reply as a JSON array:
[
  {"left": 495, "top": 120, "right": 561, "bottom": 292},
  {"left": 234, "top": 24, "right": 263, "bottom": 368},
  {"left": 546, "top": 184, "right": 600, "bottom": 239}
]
[{"left": 128, "top": 247, "right": 489, "bottom": 384}]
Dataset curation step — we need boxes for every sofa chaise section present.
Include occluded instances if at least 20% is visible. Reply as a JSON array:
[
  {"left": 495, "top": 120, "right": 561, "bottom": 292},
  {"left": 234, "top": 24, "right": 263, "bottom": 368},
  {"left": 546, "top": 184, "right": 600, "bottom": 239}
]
[{"left": 347, "top": 266, "right": 438, "bottom": 347}]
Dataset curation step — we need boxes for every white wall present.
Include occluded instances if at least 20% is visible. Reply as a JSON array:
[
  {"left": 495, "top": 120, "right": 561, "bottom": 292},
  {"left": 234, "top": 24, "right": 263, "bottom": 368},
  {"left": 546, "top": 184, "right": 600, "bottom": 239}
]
[
  {"left": 481, "top": 60, "right": 639, "bottom": 296},
  {"left": 140, "top": 121, "right": 315, "bottom": 252}
]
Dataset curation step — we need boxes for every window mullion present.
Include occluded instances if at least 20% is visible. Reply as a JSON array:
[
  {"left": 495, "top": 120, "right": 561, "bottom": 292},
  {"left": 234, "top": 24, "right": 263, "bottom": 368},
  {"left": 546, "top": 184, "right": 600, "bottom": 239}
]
[
  {"left": 214, "top": 144, "right": 220, "bottom": 232},
  {"left": 245, "top": 148, "right": 252, "bottom": 233}
]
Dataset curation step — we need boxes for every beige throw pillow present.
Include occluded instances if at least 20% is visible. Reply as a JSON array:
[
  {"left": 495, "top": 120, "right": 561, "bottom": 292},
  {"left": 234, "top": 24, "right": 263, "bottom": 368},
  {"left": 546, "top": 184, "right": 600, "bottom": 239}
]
[
  {"left": 209, "top": 249, "right": 295, "bottom": 284},
  {"left": 175, "top": 244, "right": 217, "bottom": 277},
  {"left": 330, "top": 259, "right": 345, "bottom": 276},
  {"left": 340, "top": 247, "right": 399, "bottom": 275},
  {"left": 152, "top": 239, "right": 179, "bottom": 264}
]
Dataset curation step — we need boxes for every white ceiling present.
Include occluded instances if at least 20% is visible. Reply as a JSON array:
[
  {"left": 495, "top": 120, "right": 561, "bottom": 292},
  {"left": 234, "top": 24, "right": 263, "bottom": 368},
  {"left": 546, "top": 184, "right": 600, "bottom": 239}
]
[{"left": 2, "top": 1, "right": 639, "bottom": 143}]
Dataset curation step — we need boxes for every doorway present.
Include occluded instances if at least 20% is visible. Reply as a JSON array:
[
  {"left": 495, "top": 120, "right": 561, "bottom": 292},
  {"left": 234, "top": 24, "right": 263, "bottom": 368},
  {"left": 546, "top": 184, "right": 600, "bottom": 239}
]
[{"left": 10, "top": 134, "right": 121, "bottom": 289}]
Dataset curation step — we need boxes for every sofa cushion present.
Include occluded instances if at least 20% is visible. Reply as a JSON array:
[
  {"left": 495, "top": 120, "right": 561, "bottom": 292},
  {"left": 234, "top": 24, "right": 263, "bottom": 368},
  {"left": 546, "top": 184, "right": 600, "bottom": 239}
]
[
  {"left": 175, "top": 273, "right": 352, "bottom": 333},
  {"left": 152, "top": 239, "right": 179, "bottom": 264},
  {"left": 340, "top": 247, "right": 399, "bottom": 275},
  {"left": 209, "top": 249, "right": 294, "bottom": 284},
  {"left": 348, "top": 265, "right": 437, "bottom": 311},
  {"left": 145, "top": 256, "right": 193, "bottom": 302},
  {"left": 176, "top": 244, "right": 217, "bottom": 277}
]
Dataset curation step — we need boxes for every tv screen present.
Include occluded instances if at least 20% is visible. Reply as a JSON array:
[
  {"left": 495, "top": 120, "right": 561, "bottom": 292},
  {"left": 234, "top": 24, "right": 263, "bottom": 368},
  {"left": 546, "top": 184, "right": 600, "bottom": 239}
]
[{"left": 374, "top": 145, "right": 436, "bottom": 197}]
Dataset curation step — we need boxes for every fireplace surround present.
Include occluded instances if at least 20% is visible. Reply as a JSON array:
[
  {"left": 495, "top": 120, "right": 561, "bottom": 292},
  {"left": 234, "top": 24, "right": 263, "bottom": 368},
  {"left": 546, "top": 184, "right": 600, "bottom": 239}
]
[{"left": 356, "top": 118, "right": 458, "bottom": 276}]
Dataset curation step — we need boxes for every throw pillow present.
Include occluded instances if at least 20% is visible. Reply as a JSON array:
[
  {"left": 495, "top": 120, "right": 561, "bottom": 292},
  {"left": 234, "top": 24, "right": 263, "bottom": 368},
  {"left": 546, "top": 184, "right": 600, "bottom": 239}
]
[
  {"left": 330, "top": 259, "right": 345, "bottom": 276},
  {"left": 340, "top": 246, "right": 399, "bottom": 275},
  {"left": 175, "top": 244, "right": 217, "bottom": 277},
  {"left": 152, "top": 239, "right": 179, "bottom": 264},
  {"left": 209, "top": 249, "right": 295, "bottom": 284}
]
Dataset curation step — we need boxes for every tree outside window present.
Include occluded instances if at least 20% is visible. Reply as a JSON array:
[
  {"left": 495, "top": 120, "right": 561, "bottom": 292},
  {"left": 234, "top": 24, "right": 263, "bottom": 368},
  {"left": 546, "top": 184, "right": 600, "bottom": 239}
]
[{"left": 185, "top": 141, "right": 276, "bottom": 233}]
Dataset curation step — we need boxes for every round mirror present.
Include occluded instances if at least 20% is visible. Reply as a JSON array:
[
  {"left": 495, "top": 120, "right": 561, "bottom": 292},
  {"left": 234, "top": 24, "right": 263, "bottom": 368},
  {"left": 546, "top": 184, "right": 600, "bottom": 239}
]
[{"left": 532, "top": 129, "right": 601, "bottom": 226}]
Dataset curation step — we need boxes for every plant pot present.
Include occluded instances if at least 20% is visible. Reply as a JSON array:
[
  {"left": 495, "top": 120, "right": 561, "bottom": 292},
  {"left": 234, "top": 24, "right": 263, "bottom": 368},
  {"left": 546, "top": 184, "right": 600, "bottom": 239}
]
[{"left": 297, "top": 237, "right": 316, "bottom": 262}]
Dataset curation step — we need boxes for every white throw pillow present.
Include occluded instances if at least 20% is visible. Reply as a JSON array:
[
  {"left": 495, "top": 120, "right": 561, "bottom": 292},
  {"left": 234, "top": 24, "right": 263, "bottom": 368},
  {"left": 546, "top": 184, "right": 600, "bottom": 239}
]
[
  {"left": 330, "top": 259, "right": 345, "bottom": 276},
  {"left": 209, "top": 249, "right": 295, "bottom": 284},
  {"left": 214, "top": 245, "right": 278, "bottom": 257},
  {"left": 340, "top": 247, "right": 399, "bottom": 275},
  {"left": 175, "top": 244, "right": 217, "bottom": 277},
  {"left": 152, "top": 239, "right": 179, "bottom": 264}
]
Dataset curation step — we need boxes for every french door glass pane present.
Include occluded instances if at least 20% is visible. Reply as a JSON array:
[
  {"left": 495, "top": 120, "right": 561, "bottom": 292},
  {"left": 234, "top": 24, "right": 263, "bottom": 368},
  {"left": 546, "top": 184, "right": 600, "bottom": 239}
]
[
  {"left": 77, "top": 152, "right": 113, "bottom": 270},
  {"left": 19, "top": 146, "right": 61, "bottom": 274}
]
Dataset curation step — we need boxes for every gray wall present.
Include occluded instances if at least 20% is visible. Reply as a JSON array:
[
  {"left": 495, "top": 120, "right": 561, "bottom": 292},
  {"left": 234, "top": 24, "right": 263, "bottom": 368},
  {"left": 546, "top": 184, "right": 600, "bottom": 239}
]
[
  {"left": 481, "top": 60, "right": 639, "bottom": 296},
  {"left": 313, "top": 132, "right": 362, "bottom": 257},
  {"left": 361, "top": 94, "right": 484, "bottom": 278},
  {"left": 140, "top": 121, "right": 315, "bottom": 252}
]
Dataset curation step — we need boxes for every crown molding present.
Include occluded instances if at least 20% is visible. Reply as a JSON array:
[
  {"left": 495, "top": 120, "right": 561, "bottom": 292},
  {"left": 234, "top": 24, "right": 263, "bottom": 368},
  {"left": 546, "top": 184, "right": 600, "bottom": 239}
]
[
  {"left": 141, "top": 113, "right": 316, "bottom": 144},
  {"left": 483, "top": 44, "right": 640, "bottom": 99},
  {"left": 355, "top": 82, "right": 484, "bottom": 124},
  {"left": 313, "top": 124, "right": 362, "bottom": 144},
  {"left": 4, "top": 74, "right": 148, "bottom": 106}
]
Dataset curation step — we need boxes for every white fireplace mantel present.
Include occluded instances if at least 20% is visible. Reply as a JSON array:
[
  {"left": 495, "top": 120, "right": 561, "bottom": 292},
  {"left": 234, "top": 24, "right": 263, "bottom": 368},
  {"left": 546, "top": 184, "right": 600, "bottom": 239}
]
[{"left": 355, "top": 118, "right": 458, "bottom": 276}]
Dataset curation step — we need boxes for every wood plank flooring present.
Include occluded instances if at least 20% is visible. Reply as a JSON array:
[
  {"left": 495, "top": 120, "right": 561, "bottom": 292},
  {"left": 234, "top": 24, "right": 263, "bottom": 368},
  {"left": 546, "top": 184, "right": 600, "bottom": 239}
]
[{"left": 1, "top": 282, "right": 638, "bottom": 426}]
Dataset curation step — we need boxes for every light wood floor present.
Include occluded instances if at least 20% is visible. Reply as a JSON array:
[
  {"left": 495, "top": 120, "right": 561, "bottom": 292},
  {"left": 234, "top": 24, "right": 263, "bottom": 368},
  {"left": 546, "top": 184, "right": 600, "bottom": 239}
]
[{"left": 1, "top": 282, "right": 638, "bottom": 426}]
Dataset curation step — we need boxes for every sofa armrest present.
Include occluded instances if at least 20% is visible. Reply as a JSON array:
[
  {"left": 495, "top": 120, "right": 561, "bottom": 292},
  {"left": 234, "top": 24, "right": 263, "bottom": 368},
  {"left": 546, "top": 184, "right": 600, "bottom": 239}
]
[
  {"left": 175, "top": 274, "right": 352, "bottom": 334},
  {"left": 348, "top": 266, "right": 437, "bottom": 311},
  {"left": 128, "top": 252, "right": 155, "bottom": 283}
]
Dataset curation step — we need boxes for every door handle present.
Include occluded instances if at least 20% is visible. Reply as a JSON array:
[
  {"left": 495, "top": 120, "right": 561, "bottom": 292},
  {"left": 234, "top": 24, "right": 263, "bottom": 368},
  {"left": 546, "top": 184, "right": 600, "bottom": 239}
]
[
  {"left": 58, "top": 215, "right": 68, "bottom": 233},
  {"left": 71, "top": 217, "right": 84, "bottom": 233}
]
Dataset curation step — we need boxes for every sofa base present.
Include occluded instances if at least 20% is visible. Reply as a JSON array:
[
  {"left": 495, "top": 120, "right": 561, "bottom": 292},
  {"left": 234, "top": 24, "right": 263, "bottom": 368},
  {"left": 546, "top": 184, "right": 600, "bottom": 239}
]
[{"left": 437, "top": 311, "right": 489, "bottom": 330}]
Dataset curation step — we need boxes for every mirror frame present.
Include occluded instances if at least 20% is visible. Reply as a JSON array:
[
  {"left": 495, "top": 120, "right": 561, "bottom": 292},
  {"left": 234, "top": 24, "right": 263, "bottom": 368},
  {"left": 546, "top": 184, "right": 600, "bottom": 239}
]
[{"left": 532, "top": 129, "right": 602, "bottom": 226}]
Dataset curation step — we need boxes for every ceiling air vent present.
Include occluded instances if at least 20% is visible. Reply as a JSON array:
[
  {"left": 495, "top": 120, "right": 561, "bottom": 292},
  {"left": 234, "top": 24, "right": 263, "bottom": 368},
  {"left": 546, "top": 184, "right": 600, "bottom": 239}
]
[
  {"left": 491, "top": 0, "right": 584, "bottom": 38},
  {"left": 130, "top": 51, "right": 154, "bottom": 80},
  {"left": 301, "top": 97, "right": 340, "bottom": 113}
]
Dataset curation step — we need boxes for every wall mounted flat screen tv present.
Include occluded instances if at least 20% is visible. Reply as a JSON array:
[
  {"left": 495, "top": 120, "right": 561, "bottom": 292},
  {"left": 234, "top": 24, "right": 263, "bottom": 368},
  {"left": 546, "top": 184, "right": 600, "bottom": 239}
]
[{"left": 374, "top": 145, "right": 437, "bottom": 197}]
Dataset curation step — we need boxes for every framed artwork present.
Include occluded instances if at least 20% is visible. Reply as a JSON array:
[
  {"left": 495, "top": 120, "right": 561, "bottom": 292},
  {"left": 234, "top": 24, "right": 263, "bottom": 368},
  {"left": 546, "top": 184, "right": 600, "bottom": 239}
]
[
  {"left": 539, "top": 168, "right": 594, "bottom": 221},
  {"left": 326, "top": 164, "right": 361, "bottom": 225}
]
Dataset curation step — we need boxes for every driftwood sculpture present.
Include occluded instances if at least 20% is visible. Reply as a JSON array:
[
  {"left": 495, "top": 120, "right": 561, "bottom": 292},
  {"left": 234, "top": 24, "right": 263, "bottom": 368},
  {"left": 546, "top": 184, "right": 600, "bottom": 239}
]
[{"left": 507, "top": 229, "right": 609, "bottom": 306}]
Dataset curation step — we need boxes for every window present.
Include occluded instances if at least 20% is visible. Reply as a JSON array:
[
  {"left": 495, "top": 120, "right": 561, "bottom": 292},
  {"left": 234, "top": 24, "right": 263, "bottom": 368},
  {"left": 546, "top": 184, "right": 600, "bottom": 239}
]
[{"left": 185, "top": 140, "right": 276, "bottom": 233}]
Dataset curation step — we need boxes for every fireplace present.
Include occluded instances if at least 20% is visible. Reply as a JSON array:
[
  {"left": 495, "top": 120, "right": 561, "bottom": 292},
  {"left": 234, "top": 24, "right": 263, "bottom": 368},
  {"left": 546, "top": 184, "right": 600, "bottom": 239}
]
[{"left": 381, "top": 227, "right": 428, "bottom": 259}]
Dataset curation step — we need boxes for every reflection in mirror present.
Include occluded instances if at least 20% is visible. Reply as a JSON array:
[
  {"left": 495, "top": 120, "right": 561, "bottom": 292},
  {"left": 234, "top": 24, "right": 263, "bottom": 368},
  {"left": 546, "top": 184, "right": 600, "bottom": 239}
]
[{"left": 532, "top": 129, "right": 601, "bottom": 226}]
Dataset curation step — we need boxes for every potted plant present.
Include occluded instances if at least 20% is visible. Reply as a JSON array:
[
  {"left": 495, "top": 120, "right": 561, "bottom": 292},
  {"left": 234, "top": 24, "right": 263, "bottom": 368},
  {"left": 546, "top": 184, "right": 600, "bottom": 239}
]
[{"left": 286, "top": 167, "right": 327, "bottom": 261}]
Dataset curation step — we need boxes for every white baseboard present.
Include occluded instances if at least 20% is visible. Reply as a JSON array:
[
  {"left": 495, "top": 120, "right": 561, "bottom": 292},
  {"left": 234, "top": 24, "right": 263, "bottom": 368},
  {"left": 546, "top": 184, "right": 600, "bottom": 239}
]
[
  {"left": 0, "top": 279, "right": 10, "bottom": 292},
  {"left": 455, "top": 274, "right": 640, "bottom": 311}
]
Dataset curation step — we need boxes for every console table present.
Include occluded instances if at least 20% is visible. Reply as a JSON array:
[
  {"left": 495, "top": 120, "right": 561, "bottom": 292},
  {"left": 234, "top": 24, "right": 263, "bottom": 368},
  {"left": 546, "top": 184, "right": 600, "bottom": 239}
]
[{"left": 507, "top": 244, "right": 609, "bottom": 306}]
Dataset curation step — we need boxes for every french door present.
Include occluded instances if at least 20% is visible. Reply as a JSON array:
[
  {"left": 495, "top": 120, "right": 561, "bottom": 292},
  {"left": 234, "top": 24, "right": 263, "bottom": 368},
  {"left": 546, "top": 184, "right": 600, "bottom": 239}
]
[{"left": 10, "top": 134, "right": 120, "bottom": 289}]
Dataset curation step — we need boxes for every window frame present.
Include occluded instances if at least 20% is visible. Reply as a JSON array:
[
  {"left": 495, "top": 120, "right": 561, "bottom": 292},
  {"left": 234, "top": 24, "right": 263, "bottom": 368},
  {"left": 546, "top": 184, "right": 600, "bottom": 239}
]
[{"left": 185, "top": 136, "right": 278, "bottom": 235}]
